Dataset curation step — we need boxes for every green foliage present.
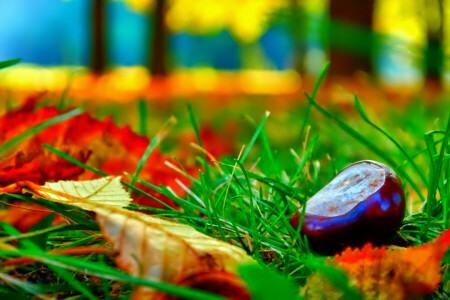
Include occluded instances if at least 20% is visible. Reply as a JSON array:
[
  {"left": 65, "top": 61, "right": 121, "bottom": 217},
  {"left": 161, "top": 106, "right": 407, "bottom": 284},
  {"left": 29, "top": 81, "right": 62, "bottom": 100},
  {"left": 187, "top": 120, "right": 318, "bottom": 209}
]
[
  {"left": 306, "top": 259, "right": 363, "bottom": 300},
  {"left": 0, "top": 107, "right": 84, "bottom": 155},
  {"left": 132, "top": 116, "right": 176, "bottom": 185},
  {"left": 239, "top": 264, "right": 302, "bottom": 300},
  {"left": 27, "top": 213, "right": 55, "bottom": 250},
  {"left": 0, "top": 58, "right": 20, "bottom": 69},
  {"left": 1, "top": 63, "right": 449, "bottom": 298}
]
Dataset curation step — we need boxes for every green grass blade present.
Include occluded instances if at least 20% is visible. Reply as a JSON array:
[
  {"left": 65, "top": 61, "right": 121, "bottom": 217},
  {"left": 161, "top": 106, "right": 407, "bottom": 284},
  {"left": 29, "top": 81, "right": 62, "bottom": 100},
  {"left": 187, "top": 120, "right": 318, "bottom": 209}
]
[
  {"left": 50, "top": 266, "right": 97, "bottom": 300},
  {"left": 424, "top": 113, "right": 450, "bottom": 234},
  {"left": 0, "top": 107, "right": 83, "bottom": 155},
  {"left": 239, "top": 264, "right": 302, "bottom": 300},
  {"left": 244, "top": 114, "right": 278, "bottom": 177},
  {"left": 0, "top": 221, "right": 41, "bottom": 251},
  {"left": 42, "top": 144, "right": 108, "bottom": 176},
  {"left": 290, "top": 136, "right": 318, "bottom": 184},
  {"left": 0, "top": 223, "right": 91, "bottom": 245},
  {"left": 0, "top": 273, "right": 47, "bottom": 299},
  {"left": 311, "top": 62, "right": 330, "bottom": 100},
  {"left": 43, "top": 145, "right": 174, "bottom": 208},
  {"left": 0, "top": 249, "right": 225, "bottom": 300},
  {"left": 5, "top": 193, "right": 99, "bottom": 229},
  {"left": 125, "top": 172, "right": 203, "bottom": 214},
  {"left": 132, "top": 116, "right": 176, "bottom": 185},
  {"left": 307, "top": 259, "right": 363, "bottom": 300},
  {"left": 260, "top": 128, "right": 279, "bottom": 177},
  {"left": 235, "top": 160, "right": 260, "bottom": 259},
  {"left": 188, "top": 104, "right": 212, "bottom": 184},
  {"left": 138, "top": 99, "right": 148, "bottom": 135},
  {"left": 354, "top": 95, "right": 428, "bottom": 186},
  {"left": 299, "top": 62, "right": 329, "bottom": 141},
  {"left": 305, "top": 93, "right": 425, "bottom": 202},
  {"left": 240, "top": 111, "right": 270, "bottom": 164},
  {"left": 27, "top": 213, "right": 55, "bottom": 249},
  {"left": 243, "top": 170, "right": 308, "bottom": 200},
  {"left": 0, "top": 58, "right": 21, "bottom": 69}
]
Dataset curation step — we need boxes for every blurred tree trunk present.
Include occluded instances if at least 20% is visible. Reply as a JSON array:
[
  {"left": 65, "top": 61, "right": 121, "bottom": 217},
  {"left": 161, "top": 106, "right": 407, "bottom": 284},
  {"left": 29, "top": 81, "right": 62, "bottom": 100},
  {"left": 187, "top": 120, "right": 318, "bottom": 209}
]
[
  {"left": 329, "top": 0, "right": 375, "bottom": 76},
  {"left": 91, "top": 0, "right": 107, "bottom": 75},
  {"left": 425, "top": 0, "right": 443, "bottom": 83},
  {"left": 289, "top": 0, "right": 305, "bottom": 74},
  {"left": 149, "top": 0, "right": 169, "bottom": 76}
]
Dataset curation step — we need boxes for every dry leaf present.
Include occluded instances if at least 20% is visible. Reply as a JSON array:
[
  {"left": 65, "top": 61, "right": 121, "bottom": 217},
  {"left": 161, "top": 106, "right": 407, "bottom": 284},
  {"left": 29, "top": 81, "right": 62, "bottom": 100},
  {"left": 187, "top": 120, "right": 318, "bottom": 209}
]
[
  {"left": 302, "top": 229, "right": 450, "bottom": 299},
  {"left": 36, "top": 176, "right": 132, "bottom": 211},
  {"left": 17, "top": 176, "right": 255, "bottom": 297}
]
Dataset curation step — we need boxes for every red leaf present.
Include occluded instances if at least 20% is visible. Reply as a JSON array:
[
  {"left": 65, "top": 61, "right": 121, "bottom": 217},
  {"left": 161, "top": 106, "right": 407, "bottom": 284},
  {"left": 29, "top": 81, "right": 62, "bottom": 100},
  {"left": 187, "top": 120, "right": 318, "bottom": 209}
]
[
  {"left": 154, "top": 271, "right": 251, "bottom": 300},
  {"left": 0, "top": 97, "right": 198, "bottom": 228},
  {"left": 0, "top": 97, "right": 195, "bottom": 201},
  {"left": 177, "top": 123, "right": 237, "bottom": 163}
]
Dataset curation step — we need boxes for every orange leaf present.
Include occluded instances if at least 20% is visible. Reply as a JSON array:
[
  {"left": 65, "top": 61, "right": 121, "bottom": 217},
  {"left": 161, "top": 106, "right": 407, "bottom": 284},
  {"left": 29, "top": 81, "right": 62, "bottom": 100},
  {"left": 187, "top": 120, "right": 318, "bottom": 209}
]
[
  {"left": 303, "top": 230, "right": 450, "bottom": 299},
  {"left": 0, "top": 203, "right": 63, "bottom": 232}
]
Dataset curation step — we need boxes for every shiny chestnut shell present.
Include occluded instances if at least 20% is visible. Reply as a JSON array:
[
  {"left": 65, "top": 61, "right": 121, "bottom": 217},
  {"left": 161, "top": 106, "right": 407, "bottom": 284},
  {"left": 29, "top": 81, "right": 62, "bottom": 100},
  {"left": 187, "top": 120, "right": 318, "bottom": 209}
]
[{"left": 290, "top": 160, "right": 405, "bottom": 254}]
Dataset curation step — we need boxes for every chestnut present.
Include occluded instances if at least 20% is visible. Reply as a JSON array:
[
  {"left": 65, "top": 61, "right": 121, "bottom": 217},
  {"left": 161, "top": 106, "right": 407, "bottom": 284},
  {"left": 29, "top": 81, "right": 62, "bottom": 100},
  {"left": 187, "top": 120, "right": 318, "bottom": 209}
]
[{"left": 290, "top": 160, "right": 405, "bottom": 254}]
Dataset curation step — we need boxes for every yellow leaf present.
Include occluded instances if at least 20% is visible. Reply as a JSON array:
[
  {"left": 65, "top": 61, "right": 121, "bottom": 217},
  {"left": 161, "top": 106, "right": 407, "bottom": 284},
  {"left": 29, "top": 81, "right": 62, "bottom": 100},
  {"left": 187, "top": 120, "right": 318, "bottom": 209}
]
[
  {"left": 35, "top": 176, "right": 132, "bottom": 211},
  {"left": 97, "top": 209, "right": 254, "bottom": 281},
  {"left": 29, "top": 176, "right": 255, "bottom": 296}
]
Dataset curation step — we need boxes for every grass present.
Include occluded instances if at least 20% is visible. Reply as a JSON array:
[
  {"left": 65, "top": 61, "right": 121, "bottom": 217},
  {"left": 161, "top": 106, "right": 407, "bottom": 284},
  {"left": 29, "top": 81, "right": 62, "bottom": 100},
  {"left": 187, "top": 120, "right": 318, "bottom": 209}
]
[
  {"left": 0, "top": 58, "right": 20, "bottom": 70},
  {"left": 0, "top": 107, "right": 83, "bottom": 155},
  {"left": 0, "top": 63, "right": 449, "bottom": 299}
]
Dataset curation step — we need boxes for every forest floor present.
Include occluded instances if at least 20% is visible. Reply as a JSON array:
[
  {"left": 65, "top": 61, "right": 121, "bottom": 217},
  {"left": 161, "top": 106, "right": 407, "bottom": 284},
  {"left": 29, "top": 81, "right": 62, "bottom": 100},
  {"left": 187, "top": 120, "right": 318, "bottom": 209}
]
[{"left": 0, "top": 62, "right": 449, "bottom": 299}]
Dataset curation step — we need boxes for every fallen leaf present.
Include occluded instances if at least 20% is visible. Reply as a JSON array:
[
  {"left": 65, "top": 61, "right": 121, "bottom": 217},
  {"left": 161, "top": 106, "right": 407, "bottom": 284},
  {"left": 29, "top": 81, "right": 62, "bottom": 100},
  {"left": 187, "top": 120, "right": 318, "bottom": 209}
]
[
  {"left": 178, "top": 124, "right": 237, "bottom": 162},
  {"left": 302, "top": 229, "right": 450, "bottom": 299},
  {"left": 154, "top": 270, "right": 252, "bottom": 300},
  {"left": 0, "top": 95, "right": 58, "bottom": 144},
  {"left": 10, "top": 176, "right": 255, "bottom": 297},
  {"left": 0, "top": 141, "right": 90, "bottom": 186},
  {"left": 89, "top": 152, "right": 196, "bottom": 208},
  {"left": 36, "top": 176, "right": 132, "bottom": 211},
  {"left": 0, "top": 203, "right": 64, "bottom": 232},
  {"left": 0, "top": 99, "right": 195, "bottom": 210}
]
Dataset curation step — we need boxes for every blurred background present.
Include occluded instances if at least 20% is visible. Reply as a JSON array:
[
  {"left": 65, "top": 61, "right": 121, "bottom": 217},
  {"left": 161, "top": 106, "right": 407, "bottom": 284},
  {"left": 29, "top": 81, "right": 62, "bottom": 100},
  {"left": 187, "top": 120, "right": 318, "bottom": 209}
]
[
  {"left": 1, "top": 0, "right": 449, "bottom": 98},
  {"left": 0, "top": 0, "right": 449, "bottom": 214}
]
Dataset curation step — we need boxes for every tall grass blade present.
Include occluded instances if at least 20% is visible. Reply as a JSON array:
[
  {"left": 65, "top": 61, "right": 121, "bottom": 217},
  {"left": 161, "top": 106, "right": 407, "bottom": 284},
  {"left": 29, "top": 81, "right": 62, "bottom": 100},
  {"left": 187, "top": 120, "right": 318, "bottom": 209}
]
[
  {"left": 304, "top": 71, "right": 424, "bottom": 201},
  {"left": 132, "top": 116, "right": 176, "bottom": 185},
  {"left": 240, "top": 111, "right": 270, "bottom": 164},
  {"left": 0, "top": 107, "right": 83, "bottom": 155},
  {"left": 0, "top": 58, "right": 21, "bottom": 69},
  {"left": 354, "top": 95, "right": 427, "bottom": 186}
]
